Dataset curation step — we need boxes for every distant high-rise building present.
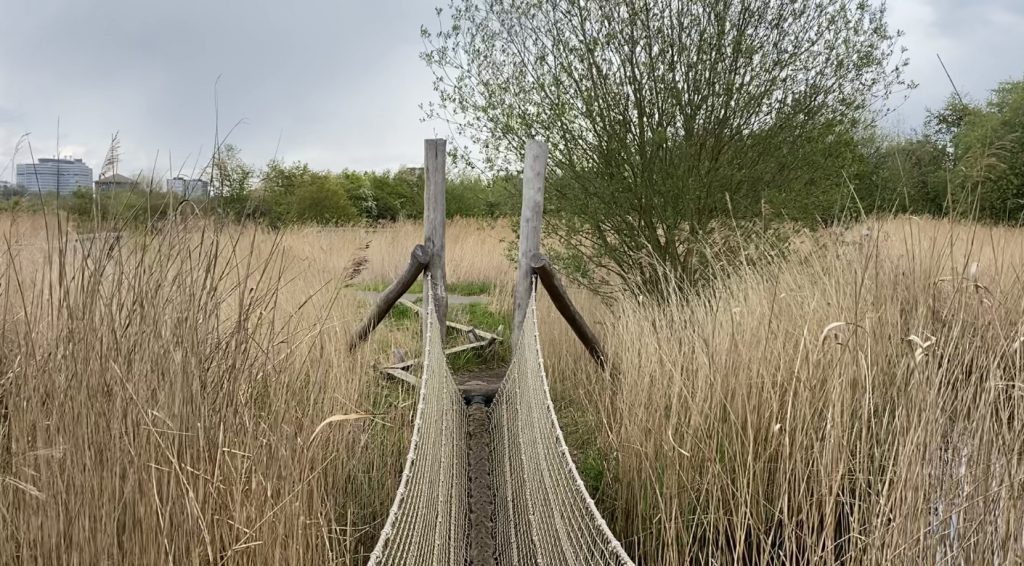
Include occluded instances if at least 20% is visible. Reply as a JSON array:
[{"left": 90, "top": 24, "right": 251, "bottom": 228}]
[
  {"left": 166, "top": 176, "right": 210, "bottom": 199},
  {"left": 16, "top": 158, "right": 93, "bottom": 192}
]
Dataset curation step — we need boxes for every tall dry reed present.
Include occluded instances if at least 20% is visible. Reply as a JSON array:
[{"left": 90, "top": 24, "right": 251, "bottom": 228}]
[
  {"left": 541, "top": 216, "right": 1024, "bottom": 564},
  {"left": 0, "top": 213, "right": 425, "bottom": 564},
  {"left": 5, "top": 210, "right": 1021, "bottom": 565}
]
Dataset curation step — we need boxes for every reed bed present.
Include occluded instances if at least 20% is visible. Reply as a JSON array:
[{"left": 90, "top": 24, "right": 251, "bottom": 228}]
[
  {"left": 540, "top": 216, "right": 1024, "bottom": 564},
  {"left": 2, "top": 212, "right": 1021, "bottom": 564}
]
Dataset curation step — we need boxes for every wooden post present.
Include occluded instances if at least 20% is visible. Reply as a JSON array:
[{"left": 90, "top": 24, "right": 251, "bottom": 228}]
[
  {"left": 424, "top": 139, "right": 448, "bottom": 336},
  {"left": 513, "top": 139, "right": 548, "bottom": 338},
  {"left": 347, "top": 244, "right": 431, "bottom": 351},
  {"left": 530, "top": 252, "right": 607, "bottom": 369}
]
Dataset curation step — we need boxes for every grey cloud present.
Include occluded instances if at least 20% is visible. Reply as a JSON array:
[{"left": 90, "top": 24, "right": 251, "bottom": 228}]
[
  {"left": 889, "top": 0, "right": 1024, "bottom": 129},
  {"left": 0, "top": 0, "right": 1021, "bottom": 177},
  {"left": 924, "top": 0, "right": 1023, "bottom": 32},
  {"left": 0, "top": 0, "right": 441, "bottom": 176}
]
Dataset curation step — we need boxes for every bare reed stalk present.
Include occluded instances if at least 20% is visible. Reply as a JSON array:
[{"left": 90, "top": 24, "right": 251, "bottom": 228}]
[
  {"left": 541, "top": 216, "right": 1024, "bottom": 564},
  {"left": 5, "top": 211, "right": 1020, "bottom": 565},
  {"left": 0, "top": 213, "right": 421, "bottom": 564}
]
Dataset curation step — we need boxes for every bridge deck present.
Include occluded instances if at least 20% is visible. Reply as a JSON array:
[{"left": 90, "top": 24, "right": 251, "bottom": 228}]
[{"left": 455, "top": 367, "right": 507, "bottom": 402}]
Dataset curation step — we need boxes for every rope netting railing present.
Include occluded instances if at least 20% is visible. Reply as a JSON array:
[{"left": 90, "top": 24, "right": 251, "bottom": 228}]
[
  {"left": 490, "top": 287, "right": 634, "bottom": 565},
  {"left": 368, "top": 279, "right": 633, "bottom": 565},
  {"left": 368, "top": 277, "right": 467, "bottom": 565}
]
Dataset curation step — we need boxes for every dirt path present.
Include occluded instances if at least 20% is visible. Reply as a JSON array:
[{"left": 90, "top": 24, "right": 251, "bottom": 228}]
[{"left": 466, "top": 402, "right": 496, "bottom": 565}]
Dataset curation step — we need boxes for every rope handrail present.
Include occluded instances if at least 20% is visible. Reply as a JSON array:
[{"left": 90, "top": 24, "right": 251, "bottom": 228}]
[
  {"left": 368, "top": 276, "right": 467, "bottom": 565},
  {"left": 368, "top": 278, "right": 634, "bottom": 565}
]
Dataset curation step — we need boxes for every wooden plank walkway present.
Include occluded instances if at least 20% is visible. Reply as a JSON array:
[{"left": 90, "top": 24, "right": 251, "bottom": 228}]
[{"left": 355, "top": 290, "right": 489, "bottom": 306}]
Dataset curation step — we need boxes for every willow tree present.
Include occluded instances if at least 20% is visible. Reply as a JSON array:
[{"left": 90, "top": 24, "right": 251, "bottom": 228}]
[{"left": 422, "top": 0, "right": 911, "bottom": 294}]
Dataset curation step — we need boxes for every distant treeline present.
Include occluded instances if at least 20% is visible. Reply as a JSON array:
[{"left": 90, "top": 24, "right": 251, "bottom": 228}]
[
  {"left": 2, "top": 78, "right": 1021, "bottom": 232},
  {"left": 213, "top": 147, "right": 523, "bottom": 227},
  {"left": 0, "top": 149, "right": 524, "bottom": 227},
  {"left": 834, "top": 78, "right": 1024, "bottom": 225}
]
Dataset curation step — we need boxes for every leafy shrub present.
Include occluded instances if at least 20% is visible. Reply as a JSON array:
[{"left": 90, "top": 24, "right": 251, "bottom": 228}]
[
  {"left": 348, "top": 170, "right": 423, "bottom": 222},
  {"left": 423, "top": 0, "right": 912, "bottom": 296},
  {"left": 260, "top": 161, "right": 358, "bottom": 227},
  {"left": 856, "top": 135, "right": 950, "bottom": 217},
  {"left": 946, "top": 79, "right": 1024, "bottom": 222}
]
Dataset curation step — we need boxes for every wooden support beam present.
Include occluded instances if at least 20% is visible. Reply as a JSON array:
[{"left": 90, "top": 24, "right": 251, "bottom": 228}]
[
  {"left": 530, "top": 252, "right": 607, "bottom": 369},
  {"left": 442, "top": 339, "right": 498, "bottom": 356},
  {"left": 424, "top": 139, "right": 448, "bottom": 337},
  {"left": 347, "top": 244, "right": 431, "bottom": 351},
  {"left": 396, "top": 298, "right": 502, "bottom": 342},
  {"left": 383, "top": 339, "right": 497, "bottom": 373},
  {"left": 513, "top": 140, "right": 548, "bottom": 339},
  {"left": 382, "top": 367, "right": 421, "bottom": 387},
  {"left": 396, "top": 297, "right": 424, "bottom": 313}
]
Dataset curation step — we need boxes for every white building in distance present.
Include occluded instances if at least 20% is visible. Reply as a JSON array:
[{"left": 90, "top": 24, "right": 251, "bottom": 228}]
[
  {"left": 16, "top": 158, "right": 93, "bottom": 192},
  {"left": 166, "top": 176, "right": 210, "bottom": 199}
]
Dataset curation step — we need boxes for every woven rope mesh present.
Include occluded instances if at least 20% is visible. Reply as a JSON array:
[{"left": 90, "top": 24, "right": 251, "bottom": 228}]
[
  {"left": 490, "top": 288, "right": 634, "bottom": 565},
  {"left": 368, "top": 278, "right": 467, "bottom": 566}
]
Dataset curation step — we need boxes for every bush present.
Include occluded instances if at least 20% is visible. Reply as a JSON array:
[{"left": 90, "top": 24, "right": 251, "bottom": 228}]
[
  {"left": 214, "top": 144, "right": 257, "bottom": 222},
  {"left": 448, "top": 174, "right": 521, "bottom": 218},
  {"left": 200, "top": 143, "right": 521, "bottom": 227},
  {"left": 858, "top": 135, "right": 950, "bottom": 217},
  {"left": 944, "top": 78, "right": 1024, "bottom": 222},
  {"left": 348, "top": 170, "right": 423, "bottom": 222},
  {"left": 260, "top": 161, "right": 358, "bottom": 227},
  {"left": 423, "top": 0, "right": 913, "bottom": 296}
]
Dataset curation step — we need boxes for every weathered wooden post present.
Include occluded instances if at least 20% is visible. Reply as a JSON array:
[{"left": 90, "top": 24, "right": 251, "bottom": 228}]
[
  {"left": 347, "top": 244, "right": 431, "bottom": 352},
  {"left": 424, "top": 138, "right": 448, "bottom": 335},
  {"left": 530, "top": 252, "right": 607, "bottom": 369},
  {"left": 513, "top": 139, "right": 548, "bottom": 338}
]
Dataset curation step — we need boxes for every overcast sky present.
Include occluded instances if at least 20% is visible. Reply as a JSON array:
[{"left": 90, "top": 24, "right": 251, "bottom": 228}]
[{"left": 1, "top": 0, "right": 1022, "bottom": 180}]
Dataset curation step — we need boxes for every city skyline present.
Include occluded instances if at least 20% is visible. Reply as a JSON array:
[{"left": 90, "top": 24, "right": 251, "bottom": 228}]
[{"left": 9, "top": 154, "right": 212, "bottom": 193}]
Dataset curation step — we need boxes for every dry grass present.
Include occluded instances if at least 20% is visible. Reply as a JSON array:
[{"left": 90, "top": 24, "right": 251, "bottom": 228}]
[
  {"left": 541, "top": 216, "right": 1024, "bottom": 564},
  {"left": 274, "top": 217, "right": 514, "bottom": 285},
  {"left": 2, "top": 212, "right": 1022, "bottom": 564},
  {"left": 0, "top": 214, "right": 498, "bottom": 564}
]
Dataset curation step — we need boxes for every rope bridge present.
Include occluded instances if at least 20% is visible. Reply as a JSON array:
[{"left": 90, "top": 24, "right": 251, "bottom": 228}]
[{"left": 368, "top": 279, "right": 634, "bottom": 565}]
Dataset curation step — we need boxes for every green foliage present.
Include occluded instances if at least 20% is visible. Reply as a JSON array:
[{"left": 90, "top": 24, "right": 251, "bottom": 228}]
[
  {"left": 0, "top": 195, "right": 23, "bottom": 212},
  {"left": 446, "top": 281, "right": 492, "bottom": 296},
  {"left": 67, "top": 188, "right": 95, "bottom": 220},
  {"left": 447, "top": 301, "right": 511, "bottom": 372},
  {"left": 447, "top": 176, "right": 488, "bottom": 218},
  {"left": 942, "top": 79, "right": 1024, "bottom": 222},
  {"left": 65, "top": 187, "right": 182, "bottom": 229},
  {"left": 346, "top": 169, "right": 516, "bottom": 221},
  {"left": 214, "top": 144, "right": 256, "bottom": 221},
  {"left": 0, "top": 186, "right": 26, "bottom": 200},
  {"left": 387, "top": 303, "right": 417, "bottom": 324},
  {"left": 449, "top": 302, "right": 506, "bottom": 332},
  {"left": 259, "top": 161, "right": 358, "bottom": 227},
  {"left": 422, "top": 0, "right": 913, "bottom": 295},
  {"left": 854, "top": 135, "right": 950, "bottom": 217},
  {"left": 448, "top": 175, "right": 520, "bottom": 218},
  {"left": 357, "top": 280, "right": 490, "bottom": 298},
  {"left": 202, "top": 147, "right": 518, "bottom": 228},
  {"left": 347, "top": 169, "right": 423, "bottom": 222}
]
